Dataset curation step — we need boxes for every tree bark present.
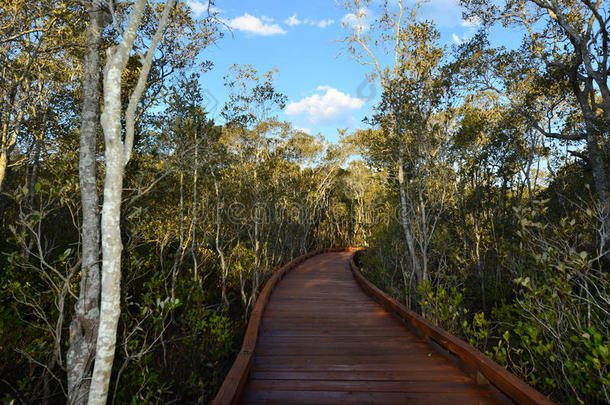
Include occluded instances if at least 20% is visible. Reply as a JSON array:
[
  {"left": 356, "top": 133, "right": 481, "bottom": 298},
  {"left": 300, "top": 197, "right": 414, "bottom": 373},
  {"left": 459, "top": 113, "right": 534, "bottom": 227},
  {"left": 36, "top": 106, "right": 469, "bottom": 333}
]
[
  {"left": 572, "top": 78, "right": 610, "bottom": 256},
  {"left": 88, "top": 0, "right": 178, "bottom": 402},
  {"left": 397, "top": 152, "right": 423, "bottom": 285},
  {"left": 67, "top": 4, "right": 105, "bottom": 404},
  {"left": 191, "top": 133, "right": 199, "bottom": 283},
  {"left": 211, "top": 167, "right": 230, "bottom": 309},
  {"left": 0, "top": 149, "right": 9, "bottom": 196},
  {"left": 88, "top": 38, "right": 130, "bottom": 402},
  {"left": 171, "top": 170, "right": 185, "bottom": 301},
  {"left": 584, "top": 126, "right": 610, "bottom": 255}
]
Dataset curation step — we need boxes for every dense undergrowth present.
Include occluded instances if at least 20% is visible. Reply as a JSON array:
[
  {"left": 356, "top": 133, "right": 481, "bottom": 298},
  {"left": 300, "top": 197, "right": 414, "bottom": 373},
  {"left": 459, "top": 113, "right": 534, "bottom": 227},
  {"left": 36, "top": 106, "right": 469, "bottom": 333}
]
[{"left": 358, "top": 197, "right": 609, "bottom": 404}]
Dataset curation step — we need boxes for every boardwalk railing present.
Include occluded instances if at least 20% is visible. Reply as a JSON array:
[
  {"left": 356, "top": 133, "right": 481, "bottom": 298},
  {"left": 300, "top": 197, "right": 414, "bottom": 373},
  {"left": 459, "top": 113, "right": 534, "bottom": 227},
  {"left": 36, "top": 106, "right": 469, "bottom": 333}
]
[
  {"left": 212, "top": 248, "right": 361, "bottom": 405},
  {"left": 349, "top": 250, "right": 554, "bottom": 405},
  {"left": 213, "top": 248, "right": 554, "bottom": 405}
]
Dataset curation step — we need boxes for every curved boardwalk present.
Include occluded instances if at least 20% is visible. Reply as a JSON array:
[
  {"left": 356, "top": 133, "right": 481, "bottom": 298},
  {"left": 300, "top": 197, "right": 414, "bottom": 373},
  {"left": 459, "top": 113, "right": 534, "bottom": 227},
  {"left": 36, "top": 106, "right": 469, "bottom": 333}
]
[{"left": 240, "top": 251, "right": 511, "bottom": 404}]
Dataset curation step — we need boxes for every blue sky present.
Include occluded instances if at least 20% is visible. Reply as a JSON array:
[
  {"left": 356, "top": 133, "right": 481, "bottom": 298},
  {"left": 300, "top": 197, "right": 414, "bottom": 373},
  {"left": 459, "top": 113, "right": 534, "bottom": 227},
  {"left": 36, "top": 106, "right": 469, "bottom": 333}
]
[{"left": 187, "top": 0, "right": 522, "bottom": 143}]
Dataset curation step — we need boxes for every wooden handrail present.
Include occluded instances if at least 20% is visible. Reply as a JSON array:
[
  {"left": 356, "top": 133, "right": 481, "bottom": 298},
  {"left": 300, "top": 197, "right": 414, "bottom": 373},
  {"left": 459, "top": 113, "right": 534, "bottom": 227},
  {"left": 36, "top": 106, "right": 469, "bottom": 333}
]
[
  {"left": 212, "top": 247, "right": 362, "bottom": 405},
  {"left": 349, "top": 252, "right": 555, "bottom": 405}
]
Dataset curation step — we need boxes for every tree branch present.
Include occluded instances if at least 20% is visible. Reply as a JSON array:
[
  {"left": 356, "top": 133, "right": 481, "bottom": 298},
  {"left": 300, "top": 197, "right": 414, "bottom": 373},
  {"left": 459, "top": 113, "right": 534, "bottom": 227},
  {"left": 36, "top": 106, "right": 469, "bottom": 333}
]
[{"left": 124, "top": 0, "right": 177, "bottom": 166}]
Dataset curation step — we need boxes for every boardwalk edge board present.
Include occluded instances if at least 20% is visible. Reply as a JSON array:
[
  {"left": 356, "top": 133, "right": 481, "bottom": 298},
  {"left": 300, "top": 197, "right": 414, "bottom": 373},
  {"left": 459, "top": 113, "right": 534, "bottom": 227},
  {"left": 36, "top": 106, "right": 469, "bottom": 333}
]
[
  {"left": 349, "top": 250, "right": 556, "bottom": 405},
  {"left": 212, "top": 248, "right": 361, "bottom": 405}
]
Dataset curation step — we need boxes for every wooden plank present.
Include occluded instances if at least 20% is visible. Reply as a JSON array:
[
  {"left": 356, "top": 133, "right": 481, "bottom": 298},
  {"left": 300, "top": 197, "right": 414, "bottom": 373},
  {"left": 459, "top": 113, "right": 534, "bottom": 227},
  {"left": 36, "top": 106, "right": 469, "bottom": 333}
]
[
  {"left": 242, "top": 390, "right": 512, "bottom": 405},
  {"left": 255, "top": 343, "right": 431, "bottom": 356},
  {"left": 259, "top": 327, "right": 410, "bottom": 337},
  {"left": 253, "top": 356, "right": 460, "bottom": 370},
  {"left": 239, "top": 251, "right": 511, "bottom": 404},
  {"left": 260, "top": 317, "right": 403, "bottom": 328},
  {"left": 253, "top": 355, "right": 462, "bottom": 369},
  {"left": 251, "top": 370, "right": 470, "bottom": 382},
  {"left": 256, "top": 335, "right": 420, "bottom": 345},
  {"left": 349, "top": 253, "right": 555, "bottom": 405},
  {"left": 247, "top": 379, "right": 501, "bottom": 393}
]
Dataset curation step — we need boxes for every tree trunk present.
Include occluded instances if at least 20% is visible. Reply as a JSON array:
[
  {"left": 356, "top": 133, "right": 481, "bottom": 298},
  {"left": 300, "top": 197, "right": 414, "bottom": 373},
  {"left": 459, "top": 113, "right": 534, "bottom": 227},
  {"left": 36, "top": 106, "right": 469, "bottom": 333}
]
[
  {"left": 88, "top": 1, "right": 175, "bottom": 401},
  {"left": 88, "top": 2, "right": 146, "bottom": 403},
  {"left": 0, "top": 100, "right": 23, "bottom": 197},
  {"left": 253, "top": 215, "right": 261, "bottom": 300},
  {"left": 585, "top": 128, "right": 610, "bottom": 257},
  {"left": 67, "top": 5, "right": 104, "bottom": 404},
  {"left": 191, "top": 134, "right": 199, "bottom": 283},
  {"left": 397, "top": 153, "right": 423, "bottom": 284},
  {"left": 0, "top": 150, "right": 8, "bottom": 198},
  {"left": 171, "top": 170, "right": 185, "bottom": 302},
  {"left": 569, "top": 55, "right": 610, "bottom": 258},
  {"left": 211, "top": 168, "right": 229, "bottom": 309},
  {"left": 88, "top": 47, "right": 128, "bottom": 404}
]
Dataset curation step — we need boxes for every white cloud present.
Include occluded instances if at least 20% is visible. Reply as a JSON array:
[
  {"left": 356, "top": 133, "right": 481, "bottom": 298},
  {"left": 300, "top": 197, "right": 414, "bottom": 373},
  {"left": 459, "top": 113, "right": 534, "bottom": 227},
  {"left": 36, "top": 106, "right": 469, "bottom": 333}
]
[
  {"left": 342, "top": 9, "right": 368, "bottom": 32},
  {"left": 229, "top": 13, "right": 287, "bottom": 36},
  {"left": 286, "top": 87, "right": 366, "bottom": 125},
  {"left": 285, "top": 13, "right": 302, "bottom": 26},
  {"left": 187, "top": 0, "right": 222, "bottom": 16},
  {"left": 286, "top": 14, "right": 334, "bottom": 28},
  {"left": 261, "top": 15, "right": 274, "bottom": 23},
  {"left": 316, "top": 19, "right": 335, "bottom": 28},
  {"left": 452, "top": 33, "right": 462, "bottom": 44},
  {"left": 295, "top": 126, "right": 312, "bottom": 134}
]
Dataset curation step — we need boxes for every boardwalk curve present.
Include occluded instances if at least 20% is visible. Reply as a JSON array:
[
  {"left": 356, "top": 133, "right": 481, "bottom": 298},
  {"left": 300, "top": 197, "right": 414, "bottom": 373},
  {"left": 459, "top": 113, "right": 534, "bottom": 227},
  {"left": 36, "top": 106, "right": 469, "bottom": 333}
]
[{"left": 213, "top": 249, "right": 554, "bottom": 405}]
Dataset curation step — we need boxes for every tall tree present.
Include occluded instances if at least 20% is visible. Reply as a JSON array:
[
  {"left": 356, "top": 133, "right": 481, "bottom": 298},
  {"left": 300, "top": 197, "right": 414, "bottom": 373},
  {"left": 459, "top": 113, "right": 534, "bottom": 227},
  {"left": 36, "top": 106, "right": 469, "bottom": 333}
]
[
  {"left": 88, "top": 0, "right": 176, "bottom": 403},
  {"left": 460, "top": 0, "right": 610, "bottom": 253},
  {"left": 0, "top": 0, "right": 70, "bottom": 208},
  {"left": 221, "top": 65, "right": 287, "bottom": 310},
  {"left": 342, "top": 0, "right": 451, "bottom": 285},
  {"left": 67, "top": 3, "right": 109, "bottom": 404}
]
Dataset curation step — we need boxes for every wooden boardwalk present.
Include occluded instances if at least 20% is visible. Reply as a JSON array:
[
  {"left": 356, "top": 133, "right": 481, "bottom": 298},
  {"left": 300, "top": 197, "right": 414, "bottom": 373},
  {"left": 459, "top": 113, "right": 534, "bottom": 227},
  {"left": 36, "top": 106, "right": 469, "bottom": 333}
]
[{"left": 240, "top": 251, "right": 510, "bottom": 404}]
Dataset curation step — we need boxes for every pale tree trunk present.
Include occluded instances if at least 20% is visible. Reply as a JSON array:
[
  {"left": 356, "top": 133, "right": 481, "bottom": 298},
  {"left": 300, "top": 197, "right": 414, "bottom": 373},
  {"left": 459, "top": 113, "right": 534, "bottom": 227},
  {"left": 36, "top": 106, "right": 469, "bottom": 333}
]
[
  {"left": 252, "top": 147, "right": 262, "bottom": 304},
  {"left": 0, "top": 72, "right": 28, "bottom": 197},
  {"left": 67, "top": 4, "right": 106, "bottom": 404},
  {"left": 474, "top": 213, "right": 485, "bottom": 311},
  {"left": 0, "top": 150, "right": 9, "bottom": 197},
  {"left": 171, "top": 170, "right": 185, "bottom": 301},
  {"left": 253, "top": 211, "right": 261, "bottom": 292},
  {"left": 569, "top": 81, "right": 610, "bottom": 257},
  {"left": 88, "top": 1, "right": 175, "bottom": 403},
  {"left": 191, "top": 134, "right": 199, "bottom": 283},
  {"left": 0, "top": 117, "right": 20, "bottom": 195},
  {"left": 417, "top": 187, "right": 429, "bottom": 282},
  {"left": 397, "top": 153, "right": 423, "bottom": 285},
  {"left": 210, "top": 167, "right": 230, "bottom": 309}
]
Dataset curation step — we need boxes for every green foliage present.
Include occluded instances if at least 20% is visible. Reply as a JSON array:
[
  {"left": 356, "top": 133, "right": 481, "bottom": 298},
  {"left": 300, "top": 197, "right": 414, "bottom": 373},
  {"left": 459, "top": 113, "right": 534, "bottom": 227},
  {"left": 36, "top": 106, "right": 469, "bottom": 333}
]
[
  {"left": 489, "top": 202, "right": 609, "bottom": 403},
  {"left": 418, "top": 280, "right": 467, "bottom": 336}
]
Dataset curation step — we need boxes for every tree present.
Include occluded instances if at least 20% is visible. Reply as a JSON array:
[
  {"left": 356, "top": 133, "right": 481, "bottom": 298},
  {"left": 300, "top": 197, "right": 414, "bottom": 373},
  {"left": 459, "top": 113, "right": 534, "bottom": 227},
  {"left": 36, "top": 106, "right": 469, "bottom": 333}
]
[
  {"left": 221, "top": 65, "right": 287, "bottom": 310},
  {"left": 459, "top": 0, "right": 610, "bottom": 254},
  {"left": 88, "top": 1, "right": 176, "bottom": 403},
  {"left": 0, "top": 0, "right": 76, "bottom": 214},
  {"left": 66, "top": 3, "right": 109, "bottom": 404},
  {"left": 342, "top": 0, "right": 453, "bottom": 286}
]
